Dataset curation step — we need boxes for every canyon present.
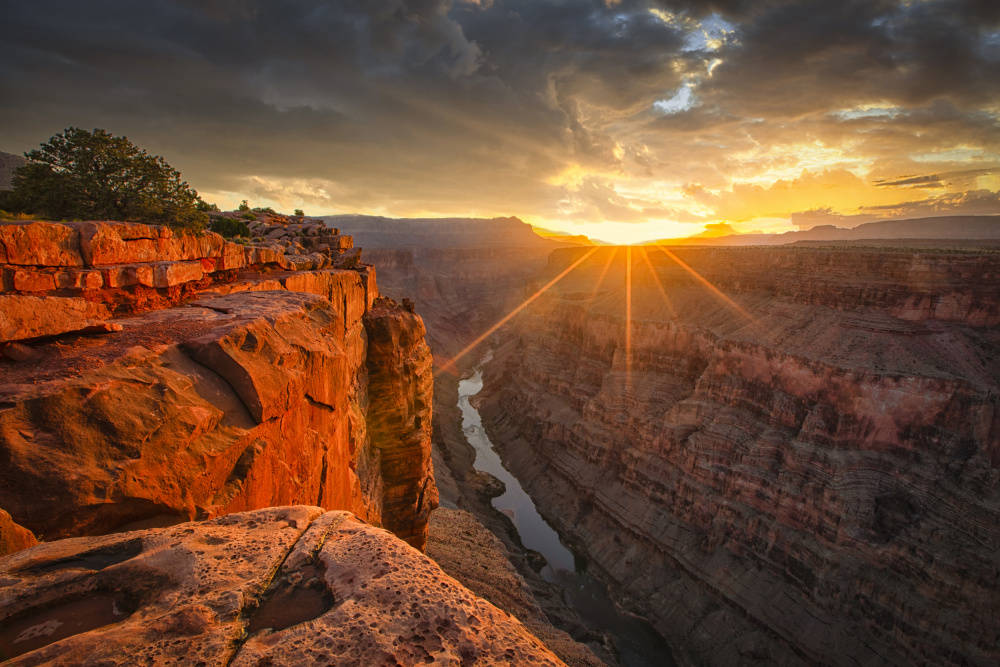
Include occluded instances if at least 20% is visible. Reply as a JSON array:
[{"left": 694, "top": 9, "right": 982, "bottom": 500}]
[
  {"left": 4, "top": 212, "right": 999, "bottom": 667},
  {"left": 473, "top": 245, "right": 1000, "bottom": 666}
]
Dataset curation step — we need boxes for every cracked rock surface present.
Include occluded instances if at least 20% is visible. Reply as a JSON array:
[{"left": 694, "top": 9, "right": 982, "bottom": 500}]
[{"left": 0, "top": 507, "right": 565, "bottom": 666}]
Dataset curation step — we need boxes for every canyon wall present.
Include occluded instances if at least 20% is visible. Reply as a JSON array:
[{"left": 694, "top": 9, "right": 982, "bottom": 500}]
[
  {"left": 0, "top": 220, "right": 435, "bottom": 551},
  {"left": 478, "top": 246, "right": 1000, "bottom": 666}
]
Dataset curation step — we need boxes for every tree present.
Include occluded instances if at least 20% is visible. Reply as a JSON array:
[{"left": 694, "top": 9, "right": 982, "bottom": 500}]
[
  {"left": 294, "top": 209, "right": 304, "bottom": 217},
  {"left": 8, "top": 127, "right": 208, "bottom": 231}
]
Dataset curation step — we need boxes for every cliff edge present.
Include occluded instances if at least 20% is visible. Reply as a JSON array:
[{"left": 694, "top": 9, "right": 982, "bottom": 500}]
[{"left": 0, "top": 219, "right": 436, "bottom": 551}]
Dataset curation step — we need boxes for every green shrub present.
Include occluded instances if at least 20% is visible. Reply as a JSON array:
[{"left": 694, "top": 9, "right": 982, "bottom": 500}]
[
  {"left": 238, "top": 200, "right": 250, "bottom": 212},
  {"left": 210, "top": 217, "right": 251, "bottom": 238},
  {"left": 294, "top": 209, "right": 304, "bottom": 216},
  {"left": 240, "top": 212, "right": 256, "bottom": 221},
  {"left": 252, "top": 206, "right": 276, "bottom": 215}
]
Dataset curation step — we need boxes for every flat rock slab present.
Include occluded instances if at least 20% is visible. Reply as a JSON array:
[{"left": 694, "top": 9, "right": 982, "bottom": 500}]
[
  {"left": 0, "top": 295, "right": 112, "bottom": 344},
  {"left": 0, "top": 507, "right": 565, "bottom": 666}
]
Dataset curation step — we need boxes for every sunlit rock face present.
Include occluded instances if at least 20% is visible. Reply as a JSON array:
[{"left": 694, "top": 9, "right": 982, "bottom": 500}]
[
  {"left": 0, "top": 507, "right": 566, "bottom": 666},
  {"left": 478, "top": 246, "right": 1000, "bottom": 667},
  {"left": 0, "top": 220, "right": 434, "bottom": 554}
]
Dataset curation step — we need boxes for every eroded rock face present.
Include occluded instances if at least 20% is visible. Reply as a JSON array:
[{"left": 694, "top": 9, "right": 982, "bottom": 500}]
[
  {"left": 0, "top": 507, "right": 565, "bottom": 666},
  {"left": 0, "top": 219, "right": 434, "bottom": 554},
  {"left": 478, "top": 247, "right": 1000, "bottom": 667},
  {"left": 365, "top": 298, "right": 438, "bottom": 550}
]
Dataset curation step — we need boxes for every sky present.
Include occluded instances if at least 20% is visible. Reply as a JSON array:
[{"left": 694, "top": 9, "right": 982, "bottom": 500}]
[{"left": 1, "top": 0, "right": 998, "bottom": 244}]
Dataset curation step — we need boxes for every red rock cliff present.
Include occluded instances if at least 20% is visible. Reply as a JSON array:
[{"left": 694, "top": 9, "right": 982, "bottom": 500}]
[
  {"left": 478, "top": 246, "right": 1000, "bottom": 667},
  {"left": 365, "top": 298, "right": 437, "bottom": 550},
  {"left": 0, "top": 220, "right": 436, "bottom": 554}
]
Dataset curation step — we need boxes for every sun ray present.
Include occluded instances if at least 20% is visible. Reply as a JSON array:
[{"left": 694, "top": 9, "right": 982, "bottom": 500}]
[
  {"left": 637, "top": 246, "right": 678, "bottom": 320},
  {"left": 625, "top": 246, "right": 633, "bottom": 396},
  {"left": 438, "top": 246, "right": 601, "bottom": 375},
  {"left": 653, "top": 246, "right": 757, "bottom": 324},
  {"left": 586, "top": 247, "right": 619, "bottom": 302}
]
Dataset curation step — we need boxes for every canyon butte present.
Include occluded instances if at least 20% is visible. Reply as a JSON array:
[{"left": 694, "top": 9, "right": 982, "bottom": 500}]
[{"left": 1, "top": 212, "right": 999, "bottom": 667}]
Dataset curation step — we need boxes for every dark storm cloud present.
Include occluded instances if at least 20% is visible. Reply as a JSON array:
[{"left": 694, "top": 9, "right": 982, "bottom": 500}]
[{"left": 0, "top": 0, "right": 996, "bottom": 229}]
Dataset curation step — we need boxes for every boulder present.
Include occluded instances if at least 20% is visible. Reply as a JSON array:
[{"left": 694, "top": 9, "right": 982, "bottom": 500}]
[{"left": 152, "top": 261, "right": 204, "bottom": 288}]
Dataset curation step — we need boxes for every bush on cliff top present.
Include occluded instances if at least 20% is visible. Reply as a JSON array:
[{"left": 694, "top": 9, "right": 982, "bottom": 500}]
[
  {"left": 210, "top": 216, "right": 251, "bottom": 239},
  {"left": 5, "top": 127, "right": 209, "bottom": 232}
]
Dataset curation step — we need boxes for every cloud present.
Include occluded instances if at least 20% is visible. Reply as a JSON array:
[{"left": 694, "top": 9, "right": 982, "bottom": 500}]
[
  {"left": 874, "top": 174, "right": 947, "bottom": 188},
  {"left": 792, "top": 190, "right": 1000, "bottom": 229},
  {"left": 0, "top": 0, "right": 996, "bottom": 238}
]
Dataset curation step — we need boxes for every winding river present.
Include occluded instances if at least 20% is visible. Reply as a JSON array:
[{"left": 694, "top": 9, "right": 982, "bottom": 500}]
[{"left": 458, "top": 353, "right": 676, "bottom": 667}]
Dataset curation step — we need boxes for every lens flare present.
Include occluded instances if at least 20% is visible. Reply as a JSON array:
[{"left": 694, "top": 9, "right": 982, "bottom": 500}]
[
  {"left": 587, "top": 247, "right": 619, "bottom": 302},
  {"left": 638, "top": 246, "right": 678, "bottom": 320},
  {"left": 439, "top": 246, "right": 601, "bottom": 375},
  {"left": 625, "top": 246, "right": 633, "bottom": 395},
  {"left": 653, "top": 245, "right": 756, "bottom": 323}
]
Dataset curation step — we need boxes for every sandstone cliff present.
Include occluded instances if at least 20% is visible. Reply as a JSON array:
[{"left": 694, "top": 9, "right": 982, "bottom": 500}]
[
  {"left": 0, "top": 219, "right": 435, "bottom": 553},
  {"left": 478, "top": 246, "right": 1000, "bottom": 666},
  {"left": 0, "top": 506, "right": 565, "bottom": 665}
]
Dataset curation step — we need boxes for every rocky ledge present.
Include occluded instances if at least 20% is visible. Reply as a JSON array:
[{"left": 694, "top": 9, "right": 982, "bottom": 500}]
[
  {"left": 0, "top": 506, "right": 565, "bottom": 666},
  {"left": 0, "top": 219, "right": 436, "bottom": 554}
]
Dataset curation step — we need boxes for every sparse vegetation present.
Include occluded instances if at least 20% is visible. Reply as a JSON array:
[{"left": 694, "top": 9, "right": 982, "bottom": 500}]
[
  {"left": 251, "top": 206, "right": 276, "bottom": 215},
  {"left": 294, "top": 209, "right": 304, "bottom": 217},
  {"left": 3, "top": 127, "right": 208, "bottom": 232},
  {"left": 238, "top": 200, "right": 251, "bottom": 211},
  {"left": 240, "top": 212, "right": 256, "bottom": 221}
]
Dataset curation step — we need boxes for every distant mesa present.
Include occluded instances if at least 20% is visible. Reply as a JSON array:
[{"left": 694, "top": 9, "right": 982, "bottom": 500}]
[
  {"left": 323, "top": 214, "right": 569, "bottom": 250},
  {"left": 654, "top": 215, "right": 1000, "bottom": 246}
]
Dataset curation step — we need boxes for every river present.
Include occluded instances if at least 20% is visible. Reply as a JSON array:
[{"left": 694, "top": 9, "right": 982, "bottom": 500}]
[{"left": 458, "top": 353, "right": 676, "bottom": 667}]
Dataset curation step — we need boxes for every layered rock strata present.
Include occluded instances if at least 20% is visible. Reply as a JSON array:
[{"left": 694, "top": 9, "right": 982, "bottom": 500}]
[
  {"left": 478, "top": 246, "right": 1000, "bottom": 667},
  {"left": 0, "top": 220, "right": 361, "bottom": 343},
  {"left": 0, "top": 219, "right": 435, "bottom": 554},
  {"left": 0, "top": 506, "right": 565, "bottom": 666}
]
